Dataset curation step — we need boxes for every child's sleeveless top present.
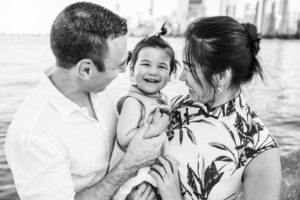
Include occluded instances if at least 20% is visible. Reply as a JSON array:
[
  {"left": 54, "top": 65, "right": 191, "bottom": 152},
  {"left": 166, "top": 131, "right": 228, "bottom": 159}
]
[{"left": 117, "top": 85, "right": 170, "bottom": 126}]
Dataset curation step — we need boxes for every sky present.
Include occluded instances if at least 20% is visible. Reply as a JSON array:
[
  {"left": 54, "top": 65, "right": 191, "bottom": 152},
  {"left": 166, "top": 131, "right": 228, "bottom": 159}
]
[
  {"left": 0, "top": 0, "right": 177, "bottom": 34},
  {"left": 0, "top": 0, "right": 299, "bottom": 34}
]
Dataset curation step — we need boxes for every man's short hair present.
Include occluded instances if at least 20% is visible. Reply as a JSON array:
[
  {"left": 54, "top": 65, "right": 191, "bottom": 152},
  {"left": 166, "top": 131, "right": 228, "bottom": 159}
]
[{"left": 50, "top": 2, "right": 127, "bottom": 71}]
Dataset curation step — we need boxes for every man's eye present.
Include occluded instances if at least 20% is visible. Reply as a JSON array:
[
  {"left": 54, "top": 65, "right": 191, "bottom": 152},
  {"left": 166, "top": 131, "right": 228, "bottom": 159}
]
[{"left": 119, "top": 63, "right": 126, "bottom": 68}]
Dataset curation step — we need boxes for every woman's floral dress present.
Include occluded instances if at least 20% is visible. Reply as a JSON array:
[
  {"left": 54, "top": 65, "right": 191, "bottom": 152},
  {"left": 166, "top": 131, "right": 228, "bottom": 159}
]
[{"left": 167, "top": 94, "right": 278, "bottom": 200}]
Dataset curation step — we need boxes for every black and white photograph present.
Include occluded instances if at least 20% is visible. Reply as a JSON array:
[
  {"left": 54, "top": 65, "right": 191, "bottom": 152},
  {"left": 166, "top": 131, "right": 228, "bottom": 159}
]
[{"left": 0, "top": 0, "right": 299, "bottom": 199}]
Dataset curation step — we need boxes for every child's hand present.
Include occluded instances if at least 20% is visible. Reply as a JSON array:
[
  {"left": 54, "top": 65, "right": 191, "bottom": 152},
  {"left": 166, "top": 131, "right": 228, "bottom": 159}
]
[
  {"left": 157, "top": 105, "right": 171, "bottom": 116},
  {"left": 144, "top": 108, "right": 169, "bottom": 138}
]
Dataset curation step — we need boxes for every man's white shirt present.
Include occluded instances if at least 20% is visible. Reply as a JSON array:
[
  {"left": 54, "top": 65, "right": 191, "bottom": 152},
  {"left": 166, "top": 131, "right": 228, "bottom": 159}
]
[{"left": 5, "top": 68, "right": 119, "bottom": 200}]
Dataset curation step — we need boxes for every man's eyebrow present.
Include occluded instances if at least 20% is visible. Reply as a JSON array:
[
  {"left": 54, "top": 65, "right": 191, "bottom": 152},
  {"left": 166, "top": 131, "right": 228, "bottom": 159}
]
[{"left": 119, "top": 56, "right": 128, "bottom": 66}]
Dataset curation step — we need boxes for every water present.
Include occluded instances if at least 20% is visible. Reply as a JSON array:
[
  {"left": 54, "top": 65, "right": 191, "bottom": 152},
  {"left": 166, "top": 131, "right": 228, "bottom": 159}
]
[{"left": 0, "top": 35, "right": 300, "bottom": 199}]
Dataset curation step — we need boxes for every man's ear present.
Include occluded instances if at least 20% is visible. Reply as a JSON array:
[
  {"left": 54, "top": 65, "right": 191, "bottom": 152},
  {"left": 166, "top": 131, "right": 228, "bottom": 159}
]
[
  {"left": 77, "top": 59, "right": 95, "bottom": 80},
  {"left": 129, "top": 65, "right": 134, "bottom": 77}
]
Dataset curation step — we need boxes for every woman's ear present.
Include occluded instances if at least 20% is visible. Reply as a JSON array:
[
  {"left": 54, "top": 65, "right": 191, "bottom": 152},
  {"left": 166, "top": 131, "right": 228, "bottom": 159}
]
[
  {"left": 214, "top": 67, "right": 232, "bottom": 92},
  {"left": 219, "top": 68, "right": 231, "bottom": 83},
  {"left": 77, "top": 59, "right": 95, "bottom": 80}
]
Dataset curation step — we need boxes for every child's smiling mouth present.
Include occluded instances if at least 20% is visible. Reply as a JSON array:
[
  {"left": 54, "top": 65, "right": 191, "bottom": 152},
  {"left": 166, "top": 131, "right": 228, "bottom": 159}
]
[{"left": 144, "top": 78, "right": 160, "bottom": 83}]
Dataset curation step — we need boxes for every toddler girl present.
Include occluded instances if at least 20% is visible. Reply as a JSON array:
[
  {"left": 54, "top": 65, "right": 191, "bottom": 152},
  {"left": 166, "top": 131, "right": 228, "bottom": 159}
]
[{"left": 114, "top": 25, "right": 179, "bottom": 199}]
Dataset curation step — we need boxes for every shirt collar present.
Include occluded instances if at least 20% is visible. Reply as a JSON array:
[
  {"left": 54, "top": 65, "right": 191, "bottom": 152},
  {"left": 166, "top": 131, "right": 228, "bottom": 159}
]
[
  {"left": 203, "top": 93, "right": 247, "bottom": 118},
  {"left": 38, "top": 67, "right": 82, "bottom": 117},
  {"left": 180, "top": 93, "right": 247, "bottom": 119}
]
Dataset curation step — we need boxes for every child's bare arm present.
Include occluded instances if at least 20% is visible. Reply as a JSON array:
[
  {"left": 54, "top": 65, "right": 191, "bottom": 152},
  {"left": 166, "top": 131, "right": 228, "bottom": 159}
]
[{"left": 117, "top": 97, "right": 143, "bottom": 151}]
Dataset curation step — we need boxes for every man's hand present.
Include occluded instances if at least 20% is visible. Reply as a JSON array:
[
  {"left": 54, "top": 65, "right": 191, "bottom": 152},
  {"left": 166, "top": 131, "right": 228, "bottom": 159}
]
[
  {"left": 126, "top": 182, "right": 157, "bottom": 200},
  {"left": 120, "top": 121, "right": 165, "bottom": 172}
]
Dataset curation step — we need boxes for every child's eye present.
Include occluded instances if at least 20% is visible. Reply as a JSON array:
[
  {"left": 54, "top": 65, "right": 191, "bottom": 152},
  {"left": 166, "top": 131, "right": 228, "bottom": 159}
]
[
  {"left": 141, "top": 63, "right": 150, "bottom": 66},
  {"left": 159, "top": 65, "right": 168, "bottom": 69}
]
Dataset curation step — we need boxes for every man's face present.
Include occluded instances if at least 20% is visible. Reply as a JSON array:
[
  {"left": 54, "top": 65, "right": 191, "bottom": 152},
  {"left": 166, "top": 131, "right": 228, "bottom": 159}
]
[{"left": 89, "top": 35, "right": 128, "bottom": 93}]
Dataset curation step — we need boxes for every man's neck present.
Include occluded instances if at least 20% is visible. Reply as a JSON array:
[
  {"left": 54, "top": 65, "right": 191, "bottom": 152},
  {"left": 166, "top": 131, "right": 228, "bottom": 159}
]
[{"left": 49, "top": 66, "right": 90, "bottom": 108}]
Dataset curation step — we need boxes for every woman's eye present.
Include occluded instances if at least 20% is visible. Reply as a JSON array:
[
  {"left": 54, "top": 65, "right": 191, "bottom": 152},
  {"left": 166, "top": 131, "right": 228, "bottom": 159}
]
[{"left": 184, "top": 66, "right": 190, "bottom": 71}]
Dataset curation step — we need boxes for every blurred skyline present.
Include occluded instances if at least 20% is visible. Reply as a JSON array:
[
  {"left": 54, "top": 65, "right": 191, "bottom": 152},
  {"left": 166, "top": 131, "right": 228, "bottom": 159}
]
[
  {"left": 0, "top": 0, "right": 177, "bottom": 34},
  {"left": 0, "top": 0, "right": 300, "bottom": 36}
]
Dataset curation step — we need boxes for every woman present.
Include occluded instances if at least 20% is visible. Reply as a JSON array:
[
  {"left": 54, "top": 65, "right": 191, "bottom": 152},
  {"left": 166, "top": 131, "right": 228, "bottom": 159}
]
[{"left": 149, "top": 16, "right": 282, "bottom": 200}]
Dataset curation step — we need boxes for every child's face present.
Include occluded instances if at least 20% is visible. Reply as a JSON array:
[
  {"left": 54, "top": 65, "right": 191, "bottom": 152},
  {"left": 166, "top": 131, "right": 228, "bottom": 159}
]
[{"left": 133, "top": 47, "right": 171, "bottom": 95}]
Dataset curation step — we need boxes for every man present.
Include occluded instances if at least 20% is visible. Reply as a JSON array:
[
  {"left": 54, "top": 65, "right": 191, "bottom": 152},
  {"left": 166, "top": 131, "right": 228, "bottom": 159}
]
[{"left": 5, "top": 2, "right": 167, "bottom": 200}]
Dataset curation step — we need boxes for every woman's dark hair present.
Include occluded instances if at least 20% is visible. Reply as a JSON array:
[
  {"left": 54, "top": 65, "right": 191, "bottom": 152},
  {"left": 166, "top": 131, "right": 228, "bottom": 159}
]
[
  {"left": 50, "top": 2, "right": 127, "bottom": 72},
  {"left": 128, "top": 24, "right": 179, "bottom": 75},
  {"left": 184, "top": 16, "right": 264, "bottom": 90}
]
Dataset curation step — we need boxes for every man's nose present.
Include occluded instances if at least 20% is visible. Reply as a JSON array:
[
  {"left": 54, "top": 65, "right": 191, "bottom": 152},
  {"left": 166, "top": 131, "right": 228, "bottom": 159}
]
[{"left": 119, "top": 64, "right": 126, "bottom": 73}]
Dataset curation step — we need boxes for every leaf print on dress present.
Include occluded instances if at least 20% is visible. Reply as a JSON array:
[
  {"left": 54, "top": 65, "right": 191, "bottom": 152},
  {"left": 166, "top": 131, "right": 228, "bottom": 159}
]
[
  {"left": 168, "top": 96, "right": 214, "bottom": 145},
  {"left": 210, "top": 111, "right": 278, "bottom": 173},
  {"left": 208, "top": 99, "right": 236, "bottom": 118},
  {"left": 182, "top": 156, "right": 225, "bottom": 200}
]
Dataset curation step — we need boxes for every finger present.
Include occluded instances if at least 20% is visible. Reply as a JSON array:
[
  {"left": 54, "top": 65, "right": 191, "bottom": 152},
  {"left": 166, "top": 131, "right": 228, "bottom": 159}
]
[
  {"left": 151, "top": 164, "right": 167, "bottom": 179},
  {"left": 147, "top": 113, "right": 154, "bottom": 124},
  {"left": 149, "top": 170, "right": 164, "bottom": 185},
  {"left": 146, "top": 189, "right": 156, "bottom": 200},
  {"left": 161, "top": 113, "right": 170, "bottom": 122},
  {"left": 148, "top": 131, "right": 165, "bottom": 143},
  {"left": 157, "top": 156, "right": 173, "bottom": 175},
  {"left": 164, "top": 155, "right": 179, "bottom": 177},
  {"left": 140, "top": 185, "right": 152, "bottom": 199},
  {"left": 136, "top": 182, "right": 148, "bottom": 195},
  {"left": 159, "top": 106, "right": 171, "bottom": 115},
  {"left": 153, "top": 108, "right": 162, "bottom": 118}
]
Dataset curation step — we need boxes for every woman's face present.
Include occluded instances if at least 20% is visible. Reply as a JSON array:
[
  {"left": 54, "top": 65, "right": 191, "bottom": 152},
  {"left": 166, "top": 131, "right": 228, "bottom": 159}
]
[{"left": 179, "top": 60, "right": 215, "bottom": 104}]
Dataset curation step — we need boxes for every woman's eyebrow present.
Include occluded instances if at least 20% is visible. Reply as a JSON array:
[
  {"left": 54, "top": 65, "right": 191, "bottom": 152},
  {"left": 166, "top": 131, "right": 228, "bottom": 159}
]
[{"left": 183, "top": 60, "right": 192, "bottom": 65}]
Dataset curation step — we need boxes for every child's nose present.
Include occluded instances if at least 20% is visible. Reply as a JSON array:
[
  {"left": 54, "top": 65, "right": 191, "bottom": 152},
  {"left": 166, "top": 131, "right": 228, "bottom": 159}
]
[{"left": 148, "top": 66, "right": 158, "bottom": 75}]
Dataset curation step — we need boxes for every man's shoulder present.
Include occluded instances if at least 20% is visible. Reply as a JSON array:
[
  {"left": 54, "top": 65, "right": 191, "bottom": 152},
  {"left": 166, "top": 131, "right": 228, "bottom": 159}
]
[{"left": 8, "top": 89, "right": 55, "bottom": 138}]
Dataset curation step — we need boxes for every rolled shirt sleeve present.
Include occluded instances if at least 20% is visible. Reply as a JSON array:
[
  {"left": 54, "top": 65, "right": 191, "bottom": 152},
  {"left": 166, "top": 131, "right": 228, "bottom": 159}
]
[{"left": 6, "top": 136, "right": 75, "bottom": 200}]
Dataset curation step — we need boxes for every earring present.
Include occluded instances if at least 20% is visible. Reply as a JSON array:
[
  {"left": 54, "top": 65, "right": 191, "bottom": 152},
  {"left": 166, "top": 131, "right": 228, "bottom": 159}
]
[{"left": 217, "top": 85, "right": 223, "bottom": 93}]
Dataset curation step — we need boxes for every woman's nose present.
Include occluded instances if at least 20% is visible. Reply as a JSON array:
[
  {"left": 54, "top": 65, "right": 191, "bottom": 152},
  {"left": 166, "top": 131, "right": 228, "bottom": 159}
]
[{"left": 179, "top": 69, "right": 186, "bottom": 81}]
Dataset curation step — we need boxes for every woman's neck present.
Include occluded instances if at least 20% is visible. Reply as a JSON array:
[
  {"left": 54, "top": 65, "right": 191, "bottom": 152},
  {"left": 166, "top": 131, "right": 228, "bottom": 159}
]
[{"left": 209, "top": 87, "right": 240, "bottom": 109}]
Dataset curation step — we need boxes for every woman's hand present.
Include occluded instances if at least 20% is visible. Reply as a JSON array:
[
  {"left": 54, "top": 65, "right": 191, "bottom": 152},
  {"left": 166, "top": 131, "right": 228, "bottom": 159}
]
[
  {"left": 126, "top": 182, "right": 157, "bottom": 200},
  {"left": 149, "top": 156, "right": 183, "bottom": 200}
]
